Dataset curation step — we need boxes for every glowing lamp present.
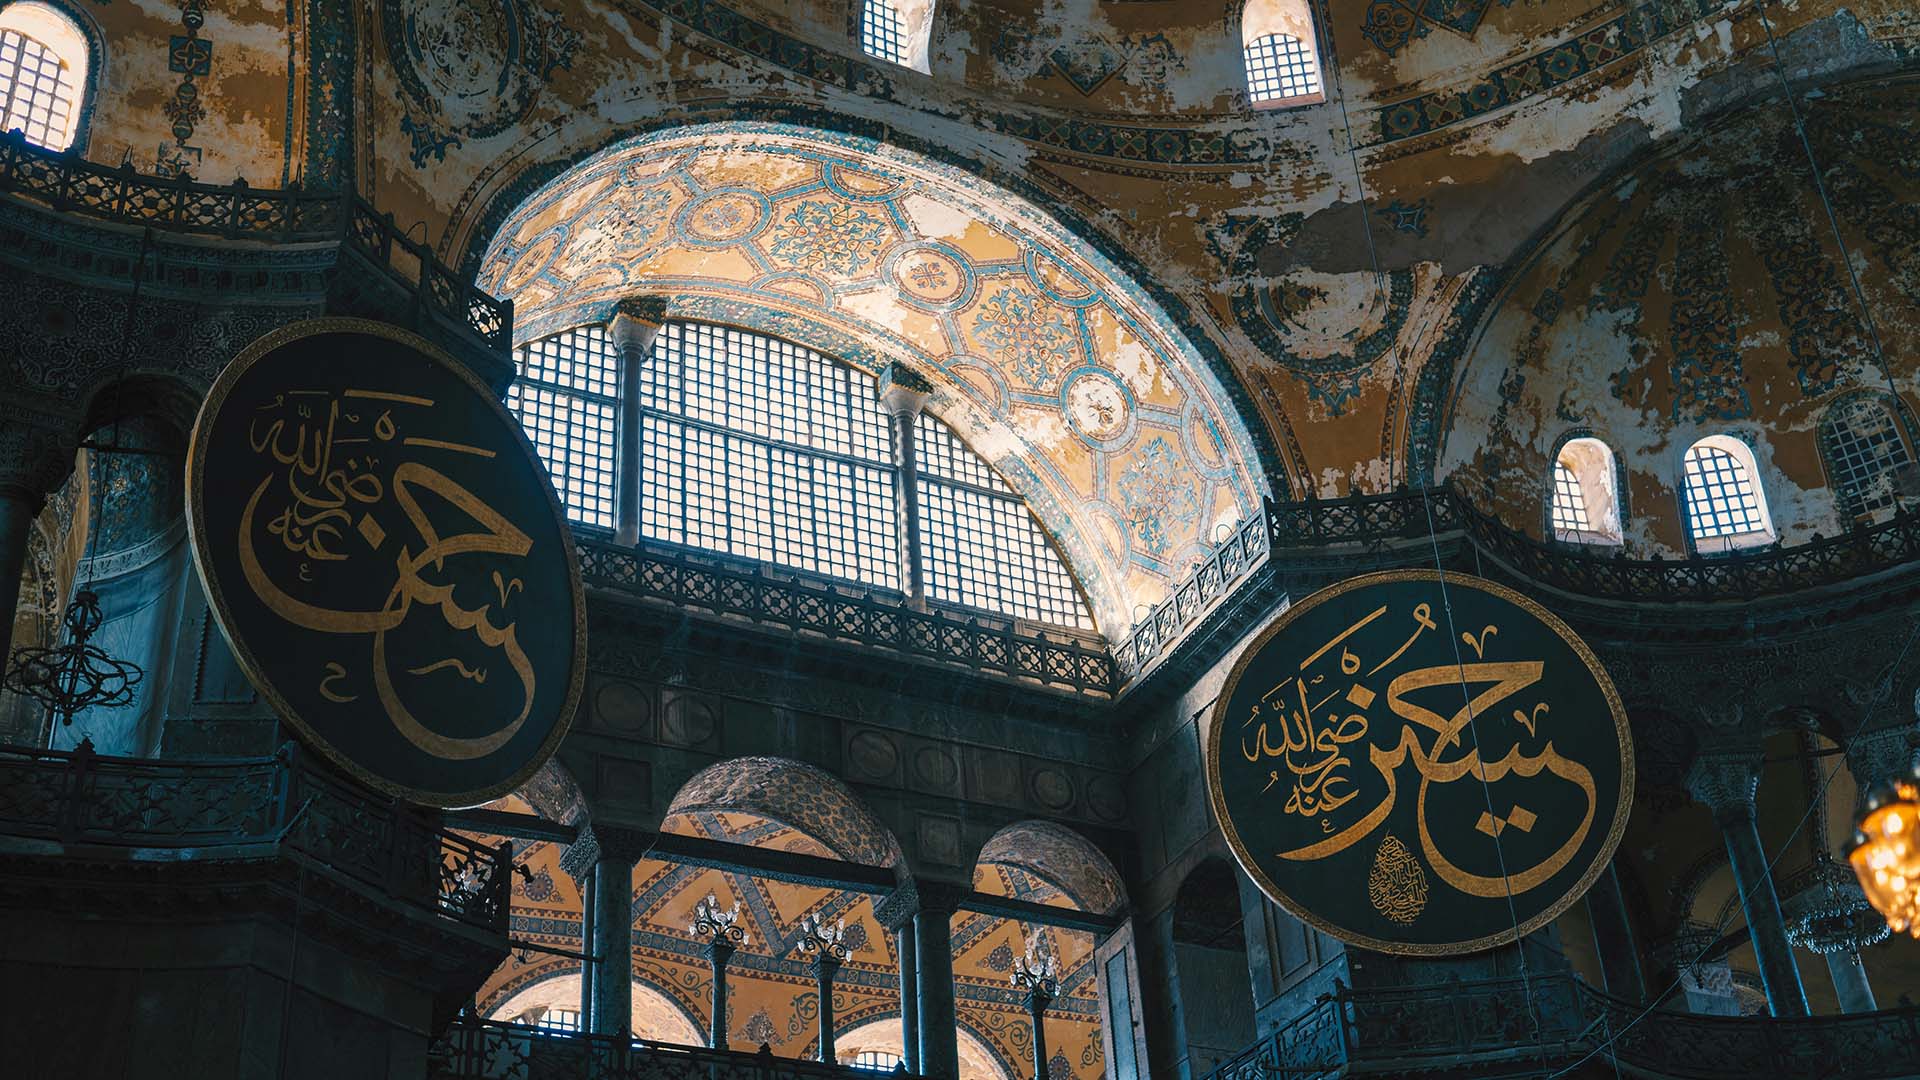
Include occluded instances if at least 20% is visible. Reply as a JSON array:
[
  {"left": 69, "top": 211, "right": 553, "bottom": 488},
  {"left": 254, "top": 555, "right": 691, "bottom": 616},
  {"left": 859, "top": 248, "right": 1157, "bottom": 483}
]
[{"left": 1848, "top": 768, "right": 1920, "bottom": 938}]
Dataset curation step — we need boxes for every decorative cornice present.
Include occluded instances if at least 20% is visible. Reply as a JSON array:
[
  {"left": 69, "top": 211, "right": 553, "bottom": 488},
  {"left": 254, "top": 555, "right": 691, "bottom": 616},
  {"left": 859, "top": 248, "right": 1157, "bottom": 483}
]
[{"left": 1686, "top": 750, "right": 1763, "bottom": 823}]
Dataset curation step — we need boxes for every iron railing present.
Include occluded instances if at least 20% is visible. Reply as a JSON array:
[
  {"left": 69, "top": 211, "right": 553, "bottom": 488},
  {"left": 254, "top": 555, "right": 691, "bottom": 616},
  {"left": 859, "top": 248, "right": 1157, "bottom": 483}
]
[
  {"left": 1201, "top": 972, "right": 1920, "bottom": 1079},
  {"left": 0, "top": 131, "right": 512, "bottom": 350},
  {"left": 578, "top": 538, "right": 1120, "bottom": 698},
  {"left": 0, "top": 740, "right": 511, "bottom": 934},
  {"left": 430, "top": 1017, "right": 925, "bottom": 1080},
  {"left": 1114, "top": 486, "right": 1920, "bottom": 679}
]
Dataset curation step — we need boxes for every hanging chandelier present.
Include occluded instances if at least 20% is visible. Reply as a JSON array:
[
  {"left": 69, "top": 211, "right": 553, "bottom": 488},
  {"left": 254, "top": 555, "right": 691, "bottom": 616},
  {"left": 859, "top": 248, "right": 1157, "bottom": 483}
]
[
  {"left": 1847, "top": 764, "right": 1920, "bottom": 939},
  {"left": 4, "top": 587, "right": 143, "bottom": 726},
  {"left": 1784, "top": 852, "right": 1890, "bottom": 954}
]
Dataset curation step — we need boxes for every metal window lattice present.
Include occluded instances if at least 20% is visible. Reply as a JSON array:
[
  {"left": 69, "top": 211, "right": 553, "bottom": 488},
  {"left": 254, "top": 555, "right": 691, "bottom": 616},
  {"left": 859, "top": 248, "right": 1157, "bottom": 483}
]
[
  {"left": 0, "top": 29, "right": 77, "bottom": 150},
  {"left": 917, "top": 418, "right": 1089, "bottom": 629},
  {"left": 1683, "top": 443, "right": 1766, "bottom": 541},
  {"left": 1549, "top": 461, "right": 1590, "bottom": 533},
  {"left": 640, "top": 322, "right": 899, "bottom": 589},
  {"left": 508, "top": 322, "right": 1093, "bottom": 628},
  {"left": 507, "top": 327, "right": 620, "bottom": 530},
  {"left": 861, "top": 0, "right": 908, "bottom": 65},
  {"left": 1245, "top": 33, "right": 1321, "bottom": 105},
  {"left": 1824, "top": 398, "right": 1912, "bottom": 515}
]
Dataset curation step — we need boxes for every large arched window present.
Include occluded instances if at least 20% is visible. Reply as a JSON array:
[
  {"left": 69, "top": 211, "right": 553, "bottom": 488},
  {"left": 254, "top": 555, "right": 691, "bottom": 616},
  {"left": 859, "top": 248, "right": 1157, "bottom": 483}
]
[
  {"left": 859, "top": 0, "right": 933, "bottom": 74},
  {"left": 0, "top": 2, "right": 88, "bottom": 151},
  {"left": 508, "top": 321, "right": 1093, "bottom": 629},
  {"left": 1819, "top": 394, "right": 1914, "bottom": 521},
  {"left": 1241, "top": 0, "right": 1323, "bottom": 108},
  {"left": 1680, "top": 435, "right": 1776, "bottom": 553},
  {"left": 1548, "top": 436, "right": 1623, "bottom": 545}
]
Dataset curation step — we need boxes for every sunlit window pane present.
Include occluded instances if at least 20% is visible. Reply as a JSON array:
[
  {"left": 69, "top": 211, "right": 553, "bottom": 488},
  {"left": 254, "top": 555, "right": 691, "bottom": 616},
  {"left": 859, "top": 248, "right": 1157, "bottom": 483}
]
[
  {"left": 1549, "top": 462, "right": 1590, "bottom": 533},
  {"left": 0, "top": 27, "right": 77, "bottom": 150},
  {"left": 507, "top": 327, "right": 620, "bottom": 530},
  {"left": 860, "top": 1, "right": 908, "bottom": 65},
  {"left": 1824, "top": 397, "right": 1912, "bottom": 516},
  {"left": 1245, "top": 33, "right": 1320, "bottom": 105},
  {"left": 1683, "top": 443, "right": 1765, "bottom": 541}
]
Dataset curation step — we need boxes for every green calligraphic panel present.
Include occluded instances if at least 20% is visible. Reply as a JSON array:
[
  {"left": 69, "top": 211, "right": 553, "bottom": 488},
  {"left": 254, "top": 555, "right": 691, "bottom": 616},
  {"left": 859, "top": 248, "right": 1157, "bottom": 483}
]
[
  {"left": 1208, "top": 571, "right": 1632, "bottom": 955},
  {"left": 187, "top": 319, "right": 585, "bottom": 807}
]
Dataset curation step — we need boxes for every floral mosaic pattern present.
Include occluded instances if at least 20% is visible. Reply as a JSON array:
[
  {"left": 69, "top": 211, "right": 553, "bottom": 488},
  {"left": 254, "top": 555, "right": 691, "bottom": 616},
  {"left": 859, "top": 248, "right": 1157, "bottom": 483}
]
[
  {"left": 767, "top": 200, "right": 890, "bottom": 275},
  {"left": 972, "top": 286, "right": 1078, "bottom": 389},
  {"left": 1118, "top": 437, "right": 1202, "bottom": 558}
]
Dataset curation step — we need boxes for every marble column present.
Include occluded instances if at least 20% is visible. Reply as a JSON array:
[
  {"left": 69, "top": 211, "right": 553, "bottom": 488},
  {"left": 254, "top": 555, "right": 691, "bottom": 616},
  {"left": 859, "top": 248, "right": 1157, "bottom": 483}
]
[
  {"left": 606, "top": 297, "right": 668, "bottom": 548},
  {"left": 895, "top": 925, "right": 920, "bottom": 1072},
  {"left": 1585, "top": 861, "right": 1645, "bottom": 1002},
  {"left": 812, "top": 953, "right": 841, "bottom": 1064},
  {"left": 706, "top": 937, "right": 736, "bottom": 1049},
  {"left": 0, "top": 484, "right": 43, "bottom": 669},
  {"left": 877, "top": 363, "right": 932, "bottom": 607},
  {"left": 1825, "top": 949, "right": 1877, "bottom": 1013},
  {"left": 878, "top": 880, "right": 961, "bottom": 1080},
  {"left": 562, "top": 824, "right": 650, "bottom": 1036},
  {"left": 1687, "top": 751, "right": 1809, "bottom": 1017}
]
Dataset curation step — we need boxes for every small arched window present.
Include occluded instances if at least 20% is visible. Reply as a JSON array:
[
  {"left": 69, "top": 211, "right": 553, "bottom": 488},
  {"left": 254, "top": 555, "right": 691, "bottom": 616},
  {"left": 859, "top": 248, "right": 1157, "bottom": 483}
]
[
  {"left": 1681, "top": 435, "right": 1776, "bottom": 553},
  {"left": 1549, "top": 436, "right": 1622, "bottom": 545},
  {"left": 1819, "top": 394, "right": 1914, "bottom": 521},
  {"left": 0, "top": 2, "right": 88, "bottom": 151},
  {"left": 1242, "top": 0, "right": 1323, "bottom": 108},
  {"left": 860, "top": 0, "right": 933, "bottom": 74}
]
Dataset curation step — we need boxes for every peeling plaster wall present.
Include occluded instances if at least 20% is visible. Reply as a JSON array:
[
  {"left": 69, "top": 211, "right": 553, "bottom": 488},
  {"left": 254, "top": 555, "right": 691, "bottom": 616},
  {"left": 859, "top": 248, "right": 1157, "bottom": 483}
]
[
  {"left": 1436, "top": 76, "right": 1920, "bottom": 555},
  {"left": 52, "top": 0, "right": 295, "bottom": 184},
  {"left": 62, "top": 0, "right": 1918, "bottom": 576}
]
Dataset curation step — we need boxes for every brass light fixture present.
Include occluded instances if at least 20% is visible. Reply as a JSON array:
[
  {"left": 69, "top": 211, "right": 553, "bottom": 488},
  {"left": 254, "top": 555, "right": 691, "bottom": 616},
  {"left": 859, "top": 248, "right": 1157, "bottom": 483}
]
[{"left": 1847, "top": 765, "right": 1920, "bottom": 939}]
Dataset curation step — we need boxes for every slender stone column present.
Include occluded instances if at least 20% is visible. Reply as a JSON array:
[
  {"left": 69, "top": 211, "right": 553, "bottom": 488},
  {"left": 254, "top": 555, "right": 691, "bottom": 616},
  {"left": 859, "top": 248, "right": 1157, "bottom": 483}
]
[
  {"left": 562, "top": 825, "right": 651, "bottom": 1036},
  {"left": 0, "top": 484, "right": 44, "bottom": 669},
  {"left": 1825, "top": 949, "right": 1878, "bottom": 1013},
  {"left": 1688, "top": 751, "right": 1809, "bottom": 1017},
  {"left": 706, "top": 938, "right": 736, "bottom": 1049},
  {"left": 812, "top": 953, "right": 842, "bottom": 1064},
  {"left": 879, "top": 880, "right": 961, "bottom": 1080},
  {"left": 606, "top": 297, "right": 668, "bottom": 548},
  {"left": 894, "top": 924, "right": 920, "bottom": 1072},
  {"left": 1585, "top": 861, "right": 1645, "bottom": 1002},
  {"left": 877, "top": 363, "right": 932, "bottom": 607}
]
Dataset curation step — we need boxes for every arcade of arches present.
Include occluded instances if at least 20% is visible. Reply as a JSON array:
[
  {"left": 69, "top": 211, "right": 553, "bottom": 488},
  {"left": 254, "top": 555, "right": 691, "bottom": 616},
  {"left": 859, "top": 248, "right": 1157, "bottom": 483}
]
[{"left": 2, "top": 2, "right": 1920, "bottom": 1080}]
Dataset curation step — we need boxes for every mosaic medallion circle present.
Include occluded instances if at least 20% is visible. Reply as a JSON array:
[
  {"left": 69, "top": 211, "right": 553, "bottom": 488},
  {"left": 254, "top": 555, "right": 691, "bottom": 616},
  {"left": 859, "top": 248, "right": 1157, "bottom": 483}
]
[
  {"left": 1063, "top": 367, "right": 1134, "bottom": 445},
  {"left": 683, "top": 191, "right": 766, "bottom": 243},
  {"left": 895, "top": 248, "right": 968, "bottom": 306}
]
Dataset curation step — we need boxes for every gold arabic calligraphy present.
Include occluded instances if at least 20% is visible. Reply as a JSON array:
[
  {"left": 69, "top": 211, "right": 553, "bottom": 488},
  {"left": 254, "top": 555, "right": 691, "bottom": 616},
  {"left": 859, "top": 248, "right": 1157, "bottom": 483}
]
[
  {"left": 1238, "top": 601, "right": 1598, "bottom": 900},
  {"left": 237, "top": 387, "right": 537, "bottom": 762}
]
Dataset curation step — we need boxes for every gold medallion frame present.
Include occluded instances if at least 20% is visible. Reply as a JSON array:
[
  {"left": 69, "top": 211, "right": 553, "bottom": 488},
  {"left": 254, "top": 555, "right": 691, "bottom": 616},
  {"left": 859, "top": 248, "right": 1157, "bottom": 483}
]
[
  {"left": 185, "top": 317, "right": 588, "bottom": 808},
  {"left": 1204, "top": 569, "right": 1634, "bottom": 956}
]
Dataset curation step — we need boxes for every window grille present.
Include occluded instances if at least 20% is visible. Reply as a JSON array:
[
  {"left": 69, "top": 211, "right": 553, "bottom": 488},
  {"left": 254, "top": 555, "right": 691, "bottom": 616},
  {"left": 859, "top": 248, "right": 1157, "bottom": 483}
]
[
  {"left": 1549, "top": 461, "right": 1590, "bottom": 533},
  {"left": 508, "top": 327, "right": 620, "bottom": 530},
  {"left": 861, "top": 0, "right": 909, "bottom": 65},
  {"left": 1823, "top": 397, "right": 1912, "bottom": 516},
  {"left": 854, "top": 1051, "right": 902, "bottom": 1071},
  {"left": 1245, "top": 33, "right": 1320, "bottom": 105},
  {"left": 507, "top": 323, "right": 1094, "bottom": 628},
  {"left": 1682, "top": 443, "right": 1766, "bottom": 542},
  {"left": 537, "top": 1008, "right": 581, "bottom": 1033},
  {"left": 918, "top": 416, "right": 1089, "bottom": 628},
  {"left": 0, "top": 28, "right": 76, "bottom": 150}
]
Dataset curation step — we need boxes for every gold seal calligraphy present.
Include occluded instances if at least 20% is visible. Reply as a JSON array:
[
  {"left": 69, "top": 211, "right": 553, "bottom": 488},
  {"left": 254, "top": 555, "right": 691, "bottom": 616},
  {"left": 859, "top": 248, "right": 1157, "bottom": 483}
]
[
  {"left": 186, "top": 318, "right": 585, "bottom": 807},
  {"left": 1206, "top": 571, "right": 1632, "bottom": 956}
]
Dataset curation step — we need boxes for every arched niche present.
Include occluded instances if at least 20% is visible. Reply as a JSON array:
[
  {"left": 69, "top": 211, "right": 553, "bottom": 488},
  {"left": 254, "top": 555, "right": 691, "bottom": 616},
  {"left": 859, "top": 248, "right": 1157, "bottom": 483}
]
[
  {"left": 664, "top": 756, "right": 904, "bottom": 869},
  {"left": 487, "top": 971, "right": 706, "bottom": 1045}
]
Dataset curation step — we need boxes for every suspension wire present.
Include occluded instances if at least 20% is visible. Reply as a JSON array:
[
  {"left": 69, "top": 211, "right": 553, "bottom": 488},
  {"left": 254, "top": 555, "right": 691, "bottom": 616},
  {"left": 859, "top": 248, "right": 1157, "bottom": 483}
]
[
  {"left": 1545, "top": 612, "right": 1920, "bottom": 1077},
  {"left": 1753, "top": 0, "right": 1899, "bottom": 399},
  {"left": 80, "top": 228, "right": 155, "bottom": 590},
  {"left": 1324, "top": 16, "right": 1401, "bottom": 484},
  {"left": 1417, "top": 487, "right": 1544, "bottom": 1048},
  {"left": 1327, "top": 8, "right": 1543, "bottom": 1046}
]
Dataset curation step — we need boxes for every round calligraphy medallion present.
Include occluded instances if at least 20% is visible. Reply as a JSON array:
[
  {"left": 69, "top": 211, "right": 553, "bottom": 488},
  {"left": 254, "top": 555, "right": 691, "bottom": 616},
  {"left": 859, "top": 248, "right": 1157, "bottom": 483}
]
[
  {"left": 186, "top": 319, "right": 586, "bottom": 807},
  {"left": 1206, "top": 571, "right": 1632, "bottom": 955}
]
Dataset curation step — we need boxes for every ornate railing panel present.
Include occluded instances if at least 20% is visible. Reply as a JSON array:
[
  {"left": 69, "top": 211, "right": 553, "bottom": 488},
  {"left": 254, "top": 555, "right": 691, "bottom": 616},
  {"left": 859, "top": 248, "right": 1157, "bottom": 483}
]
[
  {"left": 430, "top": 1018, "right": 929, "bottom": 1080},
  {"left": 1113, "top": 485, "right": 1920, "bottom": 683},
  {"left": 0, "top": 132, "right": 511, "bottom": 351},
  {"left": 578, "top": 538, "right": 1119, "bottom": 698},
  {"left": 0, "top": 741, "right": 509, "bottom": 933},
  {"left": 1199, "top": 973, "right": 1920, "bottom": 1080}
]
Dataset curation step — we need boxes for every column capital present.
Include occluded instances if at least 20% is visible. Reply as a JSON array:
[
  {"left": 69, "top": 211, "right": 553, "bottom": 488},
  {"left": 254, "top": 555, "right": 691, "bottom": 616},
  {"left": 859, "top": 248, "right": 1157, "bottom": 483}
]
[
  {"left": 873, "top": 878, "right": 967, "bottom": 930},
  {"left": 877, "top": 362, "right": 933, "bottom": 419},
  {"left": 1686, "top": 749, "right": 1762, "bottom": 823},
  {"left": 560, "top": 822, "right": 654, "bottom": 880},
  {"left": 1847, "top": 721, "right": 1920, "bottom": 791},
  {"left": 607, "top": 295, "right": 669, "bottom": 349}
]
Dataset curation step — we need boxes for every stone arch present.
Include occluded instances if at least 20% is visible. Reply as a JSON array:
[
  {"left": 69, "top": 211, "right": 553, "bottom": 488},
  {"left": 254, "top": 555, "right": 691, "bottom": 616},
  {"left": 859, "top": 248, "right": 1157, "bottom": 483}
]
[
  {"left": 485, "top": 970, "right": 705, "bottom": 1045},
  {"left": 831, "top": 1015, "right": 1011, "bottom": 1080},
  {"left": 973, "top": 820, "right": 1125, "bottom": 916},
  {"left": 665, "top": 756, "right": 904, "bottom": 869},
  {"left": 468, "top": 119, "right": 1270, "bottom": 631},
  {"left": 514, "top": 756, "right": 591, "bottom": 827}
]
